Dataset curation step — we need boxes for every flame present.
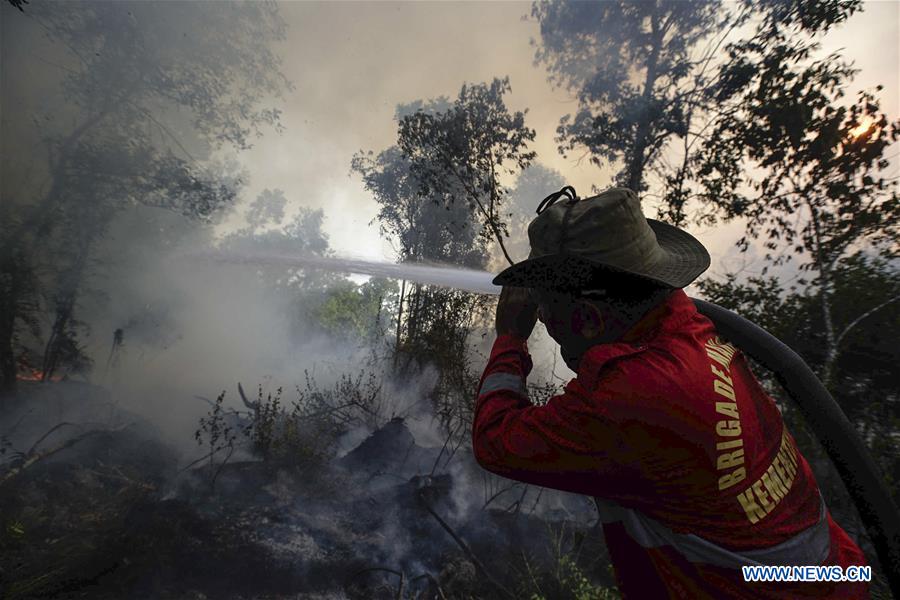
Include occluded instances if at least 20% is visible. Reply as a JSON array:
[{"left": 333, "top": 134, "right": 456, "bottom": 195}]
[
  {"left": 15, "top": 367, "right": 62, "bottom": 382},
  {"left": 849, "top": 115, "right": 876, "bottom": 140}
]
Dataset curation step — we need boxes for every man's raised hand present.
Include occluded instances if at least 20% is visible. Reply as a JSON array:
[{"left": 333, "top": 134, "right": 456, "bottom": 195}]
[{"left": 495, "top": 286, "right": 538, "bottom": 339}]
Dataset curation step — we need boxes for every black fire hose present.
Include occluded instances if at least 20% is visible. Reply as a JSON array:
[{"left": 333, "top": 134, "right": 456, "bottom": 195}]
[{"left": 693, "top": 298, "right": 900, "bottom": 596}]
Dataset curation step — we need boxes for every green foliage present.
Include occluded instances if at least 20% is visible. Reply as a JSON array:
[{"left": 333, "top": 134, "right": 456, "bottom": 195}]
[
  {"left": 218, "top": 198, "right": 343, "bottom": 340},
  {"left": 525, "top": 555, "right": 619, "bottom": 600},
  {"left": 746, "top": 0, "right": 861, "bottom": 36},
  {"left": 696, "top": 274, "right": 806, "bottom": 338},
  {"left": 353, "top": 82, "right": 517, "bottom": 440},
  {"left": 517, "top": 527, "right": 621, "bottom": 600},
  {"left": 295, "top": 369, "right": 387, "bottom": 435},
  {"left": 396, "top": 285, "right": 490, "bottom": 435},
  {"left": 28, "top": 2, "right": 290, "bottom": 151},
  {"left": 195, "top": 392, "right": 236, "bottom": 461},
  {"left": 353, "top": 77, "right": 537, "bottom": 268},
  {"left": 557, "top": 555, "right": 620, "bottom": 600},
  {"left": 352, "top": 146, "right": 487, "bottom": 266},
  {"left": 247, "top": 386, "right": 282, "bottom": 462},
  {"left": 244, "top": 188, "right": 288, "bottom": 230},
  {"left": 221, "top": 203, "right": 333, "bottom": 288},
  {"left": 314, "top": 278, "right": 397, "bottom": 342}
]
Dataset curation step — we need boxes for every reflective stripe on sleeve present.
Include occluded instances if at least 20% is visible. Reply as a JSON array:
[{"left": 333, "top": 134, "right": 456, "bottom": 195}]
[
  {"left": 478, "top": 372, "right": 526, "bottom": 398},
  {"left": 593, "top": 494, "right": 830, "bottom": 568}
]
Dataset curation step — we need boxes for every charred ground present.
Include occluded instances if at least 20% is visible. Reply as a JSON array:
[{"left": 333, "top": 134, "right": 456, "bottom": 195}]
[{"left": 0, "top": 381, "right": 616, "bottom": 600}]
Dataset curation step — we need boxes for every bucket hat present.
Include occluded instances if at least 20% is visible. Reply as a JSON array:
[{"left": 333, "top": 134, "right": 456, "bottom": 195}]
[{"left": 493, "top": 186, "right": 710, "bottom": 291}]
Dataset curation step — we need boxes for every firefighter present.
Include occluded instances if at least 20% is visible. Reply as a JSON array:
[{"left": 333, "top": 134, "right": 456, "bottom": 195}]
[{"left": 472, "top": 186, "right": 869, "bottom": 598}]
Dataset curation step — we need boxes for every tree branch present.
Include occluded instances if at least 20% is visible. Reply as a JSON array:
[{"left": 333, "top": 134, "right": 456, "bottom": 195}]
[
  {"left": 418, "top": 489, "right": 515, "bottom": 599},
  {"left": 836, "top": 294, "right": 900, "bottom": 349},
  {"left": 237, "top": 382, "right": 258, "bottom": 410},
  {"left": 1, "top": 423, "right": 132, "bottom": 488},
  {"left": 422, "top": 136, "right": 516, "bottom": 265}
]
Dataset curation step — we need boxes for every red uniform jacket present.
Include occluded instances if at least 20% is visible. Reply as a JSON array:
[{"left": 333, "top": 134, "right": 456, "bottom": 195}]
[{"left": 473, "top": 290, "right": 868, "bottom": 598}]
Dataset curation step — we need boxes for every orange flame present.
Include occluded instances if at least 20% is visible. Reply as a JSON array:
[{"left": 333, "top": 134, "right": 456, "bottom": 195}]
[{"left": 15, "top": 367, "right": 62, "bottom": 382}]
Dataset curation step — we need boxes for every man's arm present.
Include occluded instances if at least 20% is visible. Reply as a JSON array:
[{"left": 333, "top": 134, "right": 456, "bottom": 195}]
[{"left": 473, "top": 336, "right": 641, "bottom": 498}]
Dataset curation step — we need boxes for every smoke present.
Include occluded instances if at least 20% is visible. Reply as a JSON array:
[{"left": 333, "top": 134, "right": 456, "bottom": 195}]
[
  {"left": 71, "top": 207, "right": 390, "bottom": 452},
  {"left": 91, "top": 246, "right": 500, "bottom": 452}
]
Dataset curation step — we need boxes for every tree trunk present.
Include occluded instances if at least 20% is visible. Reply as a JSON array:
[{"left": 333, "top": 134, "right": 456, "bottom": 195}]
[
  {"left": 819, "top": 262, "right": 839, "bottom": 389},
  {"left": 0, "top": 110, "right": 117, "bottom": 392},
  {"left": 41, "top": 292, "right": 77, "bottom": 382},
  {"left": 394, "top": 279, "right": 406, "bottom": 368},
  {"left": 799, "top": 195, "right": 839, "bottom": 389},
  {"left": 0, "top": 294, "right": 16, "bottom": 398},
  {"left": 0, "top": 80, "right": 140, "bottom": 394},
  {"left": 402, "top": 284, "right": 424, "bottom": 372},
  {"left": 0, "top": 250, "right": 26, "bottom": 396},
  {"left": 625, "top": 5, "right": 663, "bottom": 193},
  {"left": 0, "top": 294, "right": 17, "bottom": 395},
  {"left": 666, "top": 105, "right": 694, "bottom": 227},
  {"left": 41, "top": 235, "right": 94, "bottom": 381}
]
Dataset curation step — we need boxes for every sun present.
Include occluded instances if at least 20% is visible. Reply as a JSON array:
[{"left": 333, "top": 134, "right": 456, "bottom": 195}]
[{"left": 848, "top": 115, "right": 877, "bottom": 139}]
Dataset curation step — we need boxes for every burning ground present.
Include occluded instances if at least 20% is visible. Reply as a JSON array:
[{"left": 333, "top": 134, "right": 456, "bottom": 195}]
[{"left": 0, "top": 379, "right": 617, "bottom": 599}]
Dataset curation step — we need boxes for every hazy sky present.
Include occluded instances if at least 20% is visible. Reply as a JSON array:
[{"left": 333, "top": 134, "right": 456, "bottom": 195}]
[{"left": 231, "top": 0, "right": 898, "bottom": 275}]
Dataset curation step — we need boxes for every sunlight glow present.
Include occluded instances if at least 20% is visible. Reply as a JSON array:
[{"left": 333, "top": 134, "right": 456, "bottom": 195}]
[{"left": 849, "top": 115, "right": 877, "bottom": 139}]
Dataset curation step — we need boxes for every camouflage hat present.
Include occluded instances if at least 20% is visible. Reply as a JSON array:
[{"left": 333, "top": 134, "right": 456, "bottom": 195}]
[{"left": 493, "top": 186, "right": 710, "bottom": 291}]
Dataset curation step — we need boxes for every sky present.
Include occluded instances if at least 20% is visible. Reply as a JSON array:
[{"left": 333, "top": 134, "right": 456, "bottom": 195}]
[{"left": 232, "top": 0, "right": 900, "bottom": 279}]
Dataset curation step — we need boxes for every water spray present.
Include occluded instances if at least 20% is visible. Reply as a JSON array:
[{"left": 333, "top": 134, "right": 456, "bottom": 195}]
[{"left": 188, "top": 250, "right": 502, "bottom": 295}]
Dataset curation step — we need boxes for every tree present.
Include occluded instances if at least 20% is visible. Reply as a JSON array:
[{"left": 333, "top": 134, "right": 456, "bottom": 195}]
[
  {"left": 244, "top": 188, "right": 289, "bottom": 231},
  {"left": 680, "top": 5, "right": 897, "bottom": 592},
  {"left": 396, "top": 78, "right": 537, "bottom": 265},
  {"left": 352, "top": 93, "right": 496, "bottom": 381},
  {"left": 692, "top": 0, "right": 897, "bottom": 388},
  {"left": 352, "top": 147, "right": 486, "bottom": 269},
  {"left": 36, "top": 153, "right": 245, "bottom": 382},
  {"left": 531, "top": 0, "right": 723, "bottom": 194},
  {"left": 0, "top": 1, "right": 291, "bottom": 391},
  {"left": 352, "top": 91, "right": 504, "bottom": 433}
]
